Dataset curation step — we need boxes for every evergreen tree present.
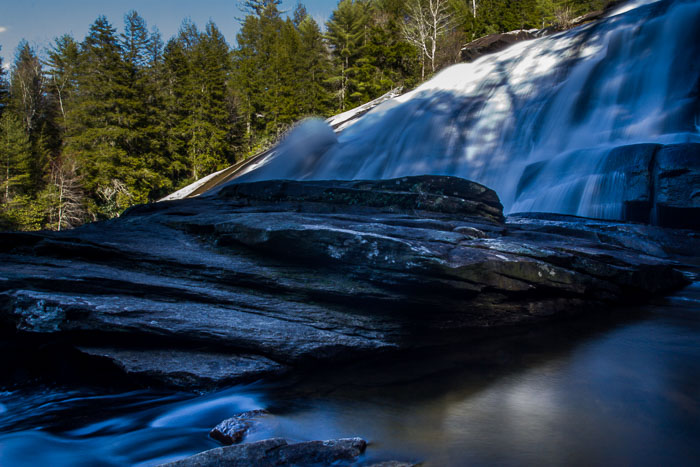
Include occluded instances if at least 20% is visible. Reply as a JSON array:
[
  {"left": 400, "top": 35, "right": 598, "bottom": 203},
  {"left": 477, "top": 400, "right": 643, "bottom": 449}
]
[
  {"left": 364, "top": 0, "right": 421, "bottom": 93},
  {"left": 9, "top": 41, "right": 55, "bottom": 193},
  {"left": 121, "top": 10, "right": 151, "bottom": 69},
  {"left": 296, "top": 14, "right": 334, "bottom": 116},
  {"left": 165, "top": 21, "right": 238, "bottom": 181},
  {"left": 293, "top": 2, "right": 309, "bottom": 27},
  {"left": 120, "top": 11, "right": 172, "bottom": 200},
  {"left": 0, "top": 48, "right": 9, "bottom": 116},
  {"left": 242, "top": 0, "right": 283, "bottom": 16},
  {"left": 11, "top": 42, "right": 45, "bottom": 138},
  {"left": 233, "top": 12, "right": 265, "bottom": 150},
  {"left": 139, "top": 26, "right": 178, "bottom": 198},
  {"left": 326, "top": 0, "right": 370, "bottom": 110},
  {"left": 0, "top": 111, "right": 31, "bottom": 202},
  {"left": 45, "top": 35, "right": 80, "bottom": 130},
  {"left": 233, "top": 1, "right": 301, "bottom": 146},
  {"left": 66, "top": 16, "right": 139, "bottom": 218}
]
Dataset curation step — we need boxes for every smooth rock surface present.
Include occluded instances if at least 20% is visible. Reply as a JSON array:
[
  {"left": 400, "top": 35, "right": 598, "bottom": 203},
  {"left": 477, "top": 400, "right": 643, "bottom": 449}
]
[
  {"left": 159, "top": 437, "right": 367, "bottom": 467},
  {"left": 0, "top": 175, "right": 692, "bottom": 389},
  {"left": 77, "top": 348, "right": 284, "bottom": 389}
]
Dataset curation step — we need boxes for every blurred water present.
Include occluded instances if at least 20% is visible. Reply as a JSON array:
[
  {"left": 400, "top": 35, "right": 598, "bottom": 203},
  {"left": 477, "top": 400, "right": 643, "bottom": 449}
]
[
  {"left": 238, "top": 0, "right": 700, "bottom": 219},
  {"left": 1, "top": 277, "right": 698, "bottom": 466}
]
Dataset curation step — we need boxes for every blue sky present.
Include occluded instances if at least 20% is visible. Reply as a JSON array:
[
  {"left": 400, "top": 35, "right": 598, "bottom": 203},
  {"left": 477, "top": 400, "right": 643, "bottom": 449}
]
[{"left": 0, "top": 0, "right": 337, "bottom": 69}]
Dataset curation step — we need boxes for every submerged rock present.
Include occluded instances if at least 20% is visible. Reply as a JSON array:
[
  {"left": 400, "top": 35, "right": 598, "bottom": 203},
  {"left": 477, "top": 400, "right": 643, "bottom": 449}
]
[
  {"left": 0, "top": 175, "right": 693, "bottom": 389},
  {"left": 159, "top": 437, "right": 366, "bottom": 467}
]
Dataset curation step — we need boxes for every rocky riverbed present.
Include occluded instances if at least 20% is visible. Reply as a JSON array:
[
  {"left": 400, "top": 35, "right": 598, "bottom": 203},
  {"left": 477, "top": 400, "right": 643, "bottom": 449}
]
[{"left": 0, "top": 175, "right": 694, "bottom": 393}]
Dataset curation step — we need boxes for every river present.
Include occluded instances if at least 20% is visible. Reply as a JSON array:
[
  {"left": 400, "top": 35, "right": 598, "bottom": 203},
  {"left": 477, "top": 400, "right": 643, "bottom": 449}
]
[{"left": 1, "top": 270, "right": 698, "bottom": 466}]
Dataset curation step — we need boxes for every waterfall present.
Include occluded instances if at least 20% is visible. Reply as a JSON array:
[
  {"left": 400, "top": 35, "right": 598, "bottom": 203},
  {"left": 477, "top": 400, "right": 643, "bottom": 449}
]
[{"left": 234, "top": 0, "right": 700, "bottom": 220}]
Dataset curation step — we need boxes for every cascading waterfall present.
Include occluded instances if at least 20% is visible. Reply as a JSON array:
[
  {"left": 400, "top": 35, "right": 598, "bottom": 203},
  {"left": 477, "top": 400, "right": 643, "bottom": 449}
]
[{"left": 234, "top": 0, "right": 700, "bottom": 219}]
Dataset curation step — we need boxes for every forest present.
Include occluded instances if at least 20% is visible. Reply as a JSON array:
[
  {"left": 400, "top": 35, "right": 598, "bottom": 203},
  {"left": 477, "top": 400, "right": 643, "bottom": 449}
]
[{"left": 0, "top": 0, "right": 606, "bottom": 231}]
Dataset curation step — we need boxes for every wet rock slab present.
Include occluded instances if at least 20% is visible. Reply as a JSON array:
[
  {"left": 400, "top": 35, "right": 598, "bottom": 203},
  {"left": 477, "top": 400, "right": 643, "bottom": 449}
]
[
  {"left": 159, "top": 437, "right": 366, "bottom": 467},
  {"left": 0, "top": 175, "right": 693, "bottom": 389},
  {"left": 77, "top": 348, "right": 283, "bottom": 389}
]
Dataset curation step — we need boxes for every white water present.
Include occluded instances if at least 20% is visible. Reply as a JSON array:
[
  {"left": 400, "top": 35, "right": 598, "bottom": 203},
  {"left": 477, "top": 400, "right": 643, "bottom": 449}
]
[{"left": 237, "top": 0, "right": 700, "bottom": 218}]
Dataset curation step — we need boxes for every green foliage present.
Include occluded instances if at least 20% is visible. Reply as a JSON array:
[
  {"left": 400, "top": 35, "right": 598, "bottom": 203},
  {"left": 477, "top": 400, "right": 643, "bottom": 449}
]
[
  {"left": 233, "top": 1, "right": 333, "bottom": 153},
  {"left": 297, "top": 15, "right": 335, "bottom": 116},
  {"left": 0, "top": 111, "right": 39, "bottom": 230},
  {"left": 165, "top": 21, "right": 239, "bottom": 182},
  {"left": 0, "top": 111, "right": 32, "bottom": 199},
  {"left": 0, "top": 47, "right": 9, "bottom": 116},
  {"left": 325, "top": 0, "right": 371, "bottom": 110},
  {"left": 451, "top": 0, "right": 611, "bottom": 38}
]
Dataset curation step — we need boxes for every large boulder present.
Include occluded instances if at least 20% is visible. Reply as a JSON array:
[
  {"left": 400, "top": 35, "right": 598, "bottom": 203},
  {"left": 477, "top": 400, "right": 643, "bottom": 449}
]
[
  {"left": 600, "top": 143, "right": 658, "bottom": 223},
  {"left": 653, "top": 143, "right": 700, "bottom": 229},
  {"left": 0, "top": 175, "right": 692, "bottom": 389}
]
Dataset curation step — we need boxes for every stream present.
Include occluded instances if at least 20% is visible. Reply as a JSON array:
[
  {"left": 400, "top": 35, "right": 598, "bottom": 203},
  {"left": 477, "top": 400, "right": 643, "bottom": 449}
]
[{"left": 1, "top": 273, "right": 698, "bottom": 466}]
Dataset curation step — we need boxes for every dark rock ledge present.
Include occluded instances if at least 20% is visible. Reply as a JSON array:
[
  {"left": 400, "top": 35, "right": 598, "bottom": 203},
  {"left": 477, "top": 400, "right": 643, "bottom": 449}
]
[
  {"left": 0, "top": 175, "right": 694, "bottom": 389},
  {"left": 158, "top": 437, "right": 368, "bottom": 467}
]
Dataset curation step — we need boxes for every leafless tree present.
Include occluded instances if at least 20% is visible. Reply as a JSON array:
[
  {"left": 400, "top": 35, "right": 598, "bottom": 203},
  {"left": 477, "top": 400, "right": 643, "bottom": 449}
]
[
  {"left": 554, "top": 5, "right": 574, "bottom": 29},
  {"left": 402, "top": 0, "right": 454, "bottom": 80},
  {"left": 97, "top": 178, "right": 133, "bottom": 218},
  {"left": 49, "top": 156, "right": 85, "bottom": 230}
]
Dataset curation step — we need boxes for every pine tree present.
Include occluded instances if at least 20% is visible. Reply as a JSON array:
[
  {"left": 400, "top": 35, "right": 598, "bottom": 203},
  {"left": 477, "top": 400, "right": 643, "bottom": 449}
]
[
  {"left": 120, "top": 11, "right": 172, "bottom": 200},
  {"left": 66, "top": 16, "right": 139, "bottom": 218},
  {"left": 10, "top": 41, "right": 55, "bottom": 194},
  {"left": 140, "top": 26, "right": 178, "bottom": 198},
  {"left": 233, "top": 13, "right": 265, "bottom": 150},
  {"left": 0, "top": 111, "right": 32, "bottom": 202},
  {"left": 0, "top": 48, "right": 9, "bottom": 116},
  {"left": 233, "top": 1, "right": 299, "bottom": 146},
  {"left": 326, "top": 0, "right": 371, "bottom": 111},
  {"left": 296, "top": 14, "right": 334, "bottom": 117},
  {"left": 11, "top": 42, "right": 44, "bottom": 139},
  {"left": 165, "top": 21, "right": 238, "bottom": 181},
  {"left": 46, "top": 35, "right": 80, "bottom": 130},
  {"left": 293, "top": 2, "right": 309, "bottom": 27},
  {"left": 122, "top": 10, "right": 151, "bottom": 69},
  {"left": 242, "top": 0, "right": 283, "bottom": 16}
]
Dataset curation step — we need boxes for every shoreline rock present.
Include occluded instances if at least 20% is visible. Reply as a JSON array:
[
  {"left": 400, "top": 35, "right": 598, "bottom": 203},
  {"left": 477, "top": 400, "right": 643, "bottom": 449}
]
[
  {"left": 0, "top": 175, "right": 693, "bottom": 389},
  {"left": 158, "top": 437, "right": 367, "bottom": 467}
]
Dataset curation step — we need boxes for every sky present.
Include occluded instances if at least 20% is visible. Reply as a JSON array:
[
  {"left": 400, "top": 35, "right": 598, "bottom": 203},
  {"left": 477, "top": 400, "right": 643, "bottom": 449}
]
[{"left": 0, "top": 0, "right": 337, "bottom": 69}]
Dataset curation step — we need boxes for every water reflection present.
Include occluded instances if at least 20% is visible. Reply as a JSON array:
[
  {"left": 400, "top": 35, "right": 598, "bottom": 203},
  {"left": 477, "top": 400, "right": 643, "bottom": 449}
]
[{"left": 1, "top": 281, "right": 698, "bottom": 466}]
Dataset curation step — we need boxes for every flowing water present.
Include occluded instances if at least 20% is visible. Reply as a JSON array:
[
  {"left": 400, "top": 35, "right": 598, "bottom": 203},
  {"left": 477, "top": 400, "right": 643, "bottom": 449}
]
[
  {"left": 0, "top": 275, "right": 698, "bottom": 466},
  {"left": 236, "top": 0, "right": 700, "bottom": 219}
]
